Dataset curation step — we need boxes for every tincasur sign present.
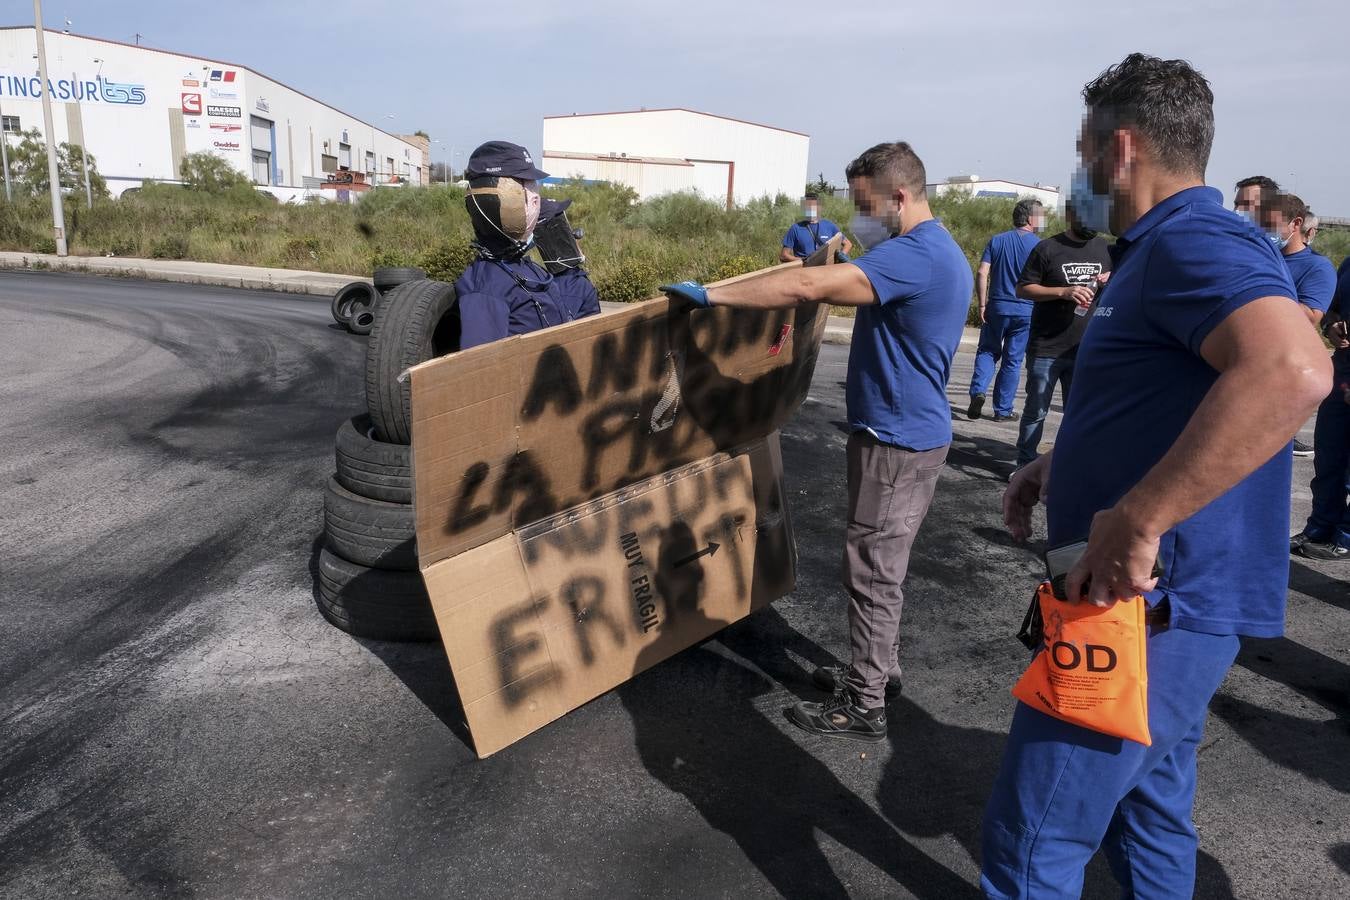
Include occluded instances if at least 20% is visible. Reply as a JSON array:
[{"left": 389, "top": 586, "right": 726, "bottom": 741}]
[{"left": 0, "top": 72, "right": 146, "bottom": 105}]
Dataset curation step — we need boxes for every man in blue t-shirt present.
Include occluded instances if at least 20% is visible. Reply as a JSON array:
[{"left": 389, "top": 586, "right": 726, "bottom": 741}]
[
  {"left": 1261, "top": 192, "right": 1336, "bottom": 325},
  {"left": 982, "top": 54, "right": 1331, "bottom": 898},
  {"left": 662, "top": 141, "right": 971, "bottom": 743},
  {"left": 1292, "top": 256, "right": 1350, "bottom": 560},
  {"left": 967, "top": 200, "right": 1044, "bottom": 421},
  {"left": 780, "top": 193, "right": 853, "bottom": 261}
]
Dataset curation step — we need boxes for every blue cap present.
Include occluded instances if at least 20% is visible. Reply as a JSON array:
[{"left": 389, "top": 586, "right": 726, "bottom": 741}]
[
  {"left": 464, "top": 140, "right": 549, "bottom": 181},
  {"left": 539, "top": 198, "right": 573, "bottom": 222}
]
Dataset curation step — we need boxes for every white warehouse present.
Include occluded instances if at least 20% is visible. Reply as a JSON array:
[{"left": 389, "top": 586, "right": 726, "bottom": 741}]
[
  {"left": 0, "top": 27, "right": 426, "bottom": 199},
  {"left": 928, "top": 175, "right": 1062, "bottom": 210},
  {"left": 541, "top": 108, "right": 809, "bottom": 208}
]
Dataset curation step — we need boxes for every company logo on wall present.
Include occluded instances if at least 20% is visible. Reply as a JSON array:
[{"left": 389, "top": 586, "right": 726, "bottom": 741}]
[
  {"left": 182, "top": 78, "right": 200, "bottom": 87},
  {"left": 207, "top": 105, "right": 241, "bottom": 118},
  {"left": 181, "top": 93, "right": 202, "bottom": 115},
  {"left": 208, "top": 69, "right": 238, "bottom": 83},
  {"left": 210, "top": 123, "right": 242, "bottom": 132},
  {"left": 0, "top": 72, "right": 146, "bottom": 105},
  {"left": 254, "top": 97, "right": 270, "bottom": 113},
  {"left": 186, "top": 119, "right": 201, "bottom": 129},
  {"left": 212, "top": 140, "right": 241, "bottom": 152},
  {"left": 209, "top": 88, "right": 239, "bottom": 100}
]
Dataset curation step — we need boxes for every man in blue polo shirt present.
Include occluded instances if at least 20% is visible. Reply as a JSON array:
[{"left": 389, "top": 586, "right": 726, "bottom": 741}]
[
  {"left": 1293, "top": 257, "right": 1350, "bottom": 561},
  {"left": 780, "top": 193, "right": 853, "bottom": 261},
  {"left": 983, "top": 54, "right": 1331, "bottom": 898},
  {"left": 662, "top": 141, "right": 971, "bottom": 741},
  {"left": 968, "top": 200, "right": 1045, "bottom": 421}
]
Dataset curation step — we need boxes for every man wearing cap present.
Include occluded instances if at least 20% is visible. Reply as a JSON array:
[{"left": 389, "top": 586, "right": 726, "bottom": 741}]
[
  {"left": 455, "top": 141, "right": 596, "bottom": 350},
  {"left": 780, "top": 193, "right": 852, "bottom": 262},
  {"left": 534, "top": 197, "right": 600, "bottom": 321}
]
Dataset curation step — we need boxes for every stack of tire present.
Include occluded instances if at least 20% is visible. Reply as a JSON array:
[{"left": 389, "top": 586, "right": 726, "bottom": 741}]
[
  {"left": 319, "top": 270, "right": 461, "bottom": 643},
  {"left": 329, "top": 267, "right": 425, "bottom": 335}
]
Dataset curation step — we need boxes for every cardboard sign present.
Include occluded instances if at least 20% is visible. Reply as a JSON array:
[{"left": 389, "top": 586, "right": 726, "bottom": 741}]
[{"left": 409, "top": 235, "right": 840, "bottom": 756}]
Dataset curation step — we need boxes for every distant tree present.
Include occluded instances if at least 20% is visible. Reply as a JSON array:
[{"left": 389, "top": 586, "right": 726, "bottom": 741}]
[
  {"left": 805, "top": 172, "right": 837, "bottom": 197},
  {"left": 7, "top": 128, "right": 109, "bottom": 199},
  {"left": 413, "top": 129, "right": 429, "bottom": 139},
  {"left": 179, "top": 151, "right": 252, "bottom": 193}
]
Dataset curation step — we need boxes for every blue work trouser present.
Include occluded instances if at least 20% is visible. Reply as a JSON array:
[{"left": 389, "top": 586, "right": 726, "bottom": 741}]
[
  {"left": 970, "top": 312, "right": 1031, "bottom": 417},
  {"left": 1304, "top": 351, "right": 1350, "bottom": 548},
  {"left": 1016, "top": 355, "right": 1075, "bottom": 466},
  {"left": 981, "top": 624, "right": 1241, "bottom": 899}
]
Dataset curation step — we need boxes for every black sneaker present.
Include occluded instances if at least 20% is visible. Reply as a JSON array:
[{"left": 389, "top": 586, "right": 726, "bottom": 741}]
[
  {"left": 786, "top": 691, "right": 887, "bottom": 743},
  {"left": 967, "top": 395, "right": 985, "bottom": 420},
  {"left": 1290, "top": 530, "right": 1315, "bottom": 553},
  {"left": 1298, "top": 541, "right": 1349, "bottom": 561},
  {"left": 993, "top": 413, "right": 1018, "bottom": 423},
  {"left": 1292, "top": 439, "right": 1314, "bottom": 458},
  {"left": 812, "top": 665, "right": 903, "bottom": 700}
]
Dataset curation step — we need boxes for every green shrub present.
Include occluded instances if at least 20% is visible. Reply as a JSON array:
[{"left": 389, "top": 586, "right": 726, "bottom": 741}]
[
  {"left": 420, "top": 240, "right": 476, "bottom": 282},
  {"left": 32, "top": 236, "right": 56, "bottom": 254},
  {"left": 149, "top": 234, "right": 189, "bottom": 259},
  {"left": 180, "top": 152, "right": 253, "bottom": 193},
  {"left": 710, "top": 254, "right": 765, "bottom": 282},
  {"left": 594, "top": 258, "right": 659, "bottom": 304},
  {"left": 282, "top": 236, "right": 324, "bottom": 266}
]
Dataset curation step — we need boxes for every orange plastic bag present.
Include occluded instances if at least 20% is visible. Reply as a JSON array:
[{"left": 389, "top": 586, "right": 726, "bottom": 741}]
[{"left": 1012, "top": 582, "right": 1152, "bottom": 745}]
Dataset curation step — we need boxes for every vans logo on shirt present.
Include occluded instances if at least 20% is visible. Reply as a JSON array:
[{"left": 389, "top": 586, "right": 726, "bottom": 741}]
[{"left": 1062, "top": 262, "right": 1103, "bottom": 283}]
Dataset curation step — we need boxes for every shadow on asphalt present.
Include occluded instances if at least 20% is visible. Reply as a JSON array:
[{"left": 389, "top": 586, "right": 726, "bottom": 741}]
[
  {"left": 1288, "top": 560, "right": 1350, "bottom": 613},
  {"left": 946, "top": 432, "right": 1017, "bottom": 482},
  {"left": 1331, "top": 842, "right": 1350, "bottom": 875},
  {"left": 618, "top": 605, "right": 980, "bottom": 899},
  {"left": 1215, "top": 636, "right": 1350, "bottom": 796},
  {"left": 305, "top": 532, "right": 474, "bottom": 752}
]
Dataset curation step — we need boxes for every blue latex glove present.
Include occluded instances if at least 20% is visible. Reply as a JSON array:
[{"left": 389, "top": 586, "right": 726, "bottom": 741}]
[{"left": 660, "top": 280, "right": 712, "bottom": 308}]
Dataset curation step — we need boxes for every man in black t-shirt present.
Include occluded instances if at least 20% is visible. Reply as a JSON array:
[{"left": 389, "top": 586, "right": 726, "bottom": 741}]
[{"left": 1012, "top": 205, "right": 1113, "bottom": 468}]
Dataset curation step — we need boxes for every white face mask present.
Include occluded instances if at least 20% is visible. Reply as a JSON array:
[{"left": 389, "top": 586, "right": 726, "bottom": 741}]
[{"left": 803, "top": 205, "right": 819, "bottom": 221}]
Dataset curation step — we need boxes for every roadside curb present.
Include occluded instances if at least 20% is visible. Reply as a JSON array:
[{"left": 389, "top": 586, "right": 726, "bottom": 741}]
[{"left": 0, "top": 251, "right": 362, "bottom": 297}]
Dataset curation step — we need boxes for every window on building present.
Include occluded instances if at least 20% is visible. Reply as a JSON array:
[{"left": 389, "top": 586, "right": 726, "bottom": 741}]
[
  {"left": 321, "top": 154, "right": 338, "bottom": 174},
  {"left": 1, "top": 115, "right": 19, "bottom": 134},
  {"left": 338, "top": 142, "right": 352, "bottom": 169},
  {"left": 365, "top": 151, "right": 375, "bottom": 175},
  {"left": 385, "top": 157, "right": 394, "bottom": 181}
]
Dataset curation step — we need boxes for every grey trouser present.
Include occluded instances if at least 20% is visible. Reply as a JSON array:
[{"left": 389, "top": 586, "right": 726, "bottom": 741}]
[{"left": 841, "top": 432, "right": 948, "bottom": 708}]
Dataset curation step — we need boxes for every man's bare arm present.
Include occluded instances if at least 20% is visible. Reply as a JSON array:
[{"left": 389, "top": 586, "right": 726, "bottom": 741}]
[
  {"left": 976, "top": 262, "right": 990, "bottom": 322},
  {"left": 706, "top": 262, "right": 877, "bottom": 310},
  {"left": 1067, "top": 295, "right": 1332, "bottom": 604}
]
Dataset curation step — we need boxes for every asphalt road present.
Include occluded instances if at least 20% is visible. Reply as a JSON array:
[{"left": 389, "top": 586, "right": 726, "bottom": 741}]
[{"left": 1, "top": 270, "right": 1346, "bottom": 899}]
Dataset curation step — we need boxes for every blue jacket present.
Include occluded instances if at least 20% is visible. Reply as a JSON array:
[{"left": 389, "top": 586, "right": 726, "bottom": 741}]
[{"left": 455, "top": 257, "right": 600, "bottom": 351}]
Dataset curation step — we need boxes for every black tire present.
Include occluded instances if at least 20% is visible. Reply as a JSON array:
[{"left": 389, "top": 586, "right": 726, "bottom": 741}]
[
  {"left": 335, "top": 413, "right": 412, "bottom": 504},
  {"left": 323, "top": 476, "right": 417, "bottom": 570},
  {"left": 332, "top": 281, "right": 377, "bottom": 327},
  {"left": 373, "top": 266, "right": 427, "bottom": 292},
  {"left": 316, "top": 547, "right": 438, "bottom": 642},
  {"left": 365, "top": 279, "right": 459, "bottom": 444},
  {"left": 348, "top": 303, "right": 377, "bottom": 336}
]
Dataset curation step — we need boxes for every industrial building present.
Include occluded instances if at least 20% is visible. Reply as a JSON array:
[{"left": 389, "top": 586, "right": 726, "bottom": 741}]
[
  {"left": 541, "top": 108, "right": 809, "bottom": 208},
  {"left": 0, "top": 26, "right": 426, "bottom": 200},
  {"left": 928, "top": 175, "right": 1061, "bottom": 209}
]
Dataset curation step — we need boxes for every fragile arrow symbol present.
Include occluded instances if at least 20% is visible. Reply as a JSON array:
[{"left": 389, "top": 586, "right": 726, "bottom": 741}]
[{"left": 674, "top": 542, "right": 720, "bottom": 568}]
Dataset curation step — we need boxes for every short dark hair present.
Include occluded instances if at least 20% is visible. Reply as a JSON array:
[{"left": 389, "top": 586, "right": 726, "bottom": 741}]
[
  {"left": 1272, "top": 192, "right": 1310, "bottom": 222},
  {"left": 845, "top": 142, "right": 927, "bottom": 197},
  {"left": 803, "top": 192, "right": 819, "bottom": 201},
  {"left": 1082, "top": 53, "right": 1214, "bottom": 176},
  {"left": 1236, "top": 175, "right": 1279, "bottom": 193},
  {"left": 1013, "top": 199, "right": 1043, "bottom": 227}
]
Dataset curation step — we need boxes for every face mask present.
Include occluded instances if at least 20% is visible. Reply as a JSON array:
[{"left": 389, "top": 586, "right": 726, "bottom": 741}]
[
  {"left": 521, "top": 180, "right": 541, "bottom": 239},
  {"left": 850, "top": 213, "right": 892, "bottom": 250},
  {"left": 1070, "top": 164, "right": 1112, "bottom": 235},
  {"left": 1236, "top": 207, "right": 1258, "bottom": 225},
  {"left": 803, "top": 206, "right": 819, "bottom": 221},
  {"left": 1268, "top": 228, "right": 1291, "bottom": 250}
]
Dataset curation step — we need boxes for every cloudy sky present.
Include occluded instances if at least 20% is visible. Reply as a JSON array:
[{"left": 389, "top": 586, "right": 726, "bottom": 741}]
[{"left": 22, "top": 0, "right": 1350, "bottom": 211}]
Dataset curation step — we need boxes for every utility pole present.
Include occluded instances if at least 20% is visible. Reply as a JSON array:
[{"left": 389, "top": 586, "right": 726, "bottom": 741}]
[
  {"left": 0, "top": 96, "right": 12, "bottom": 203},
  {"left": 74, "top": 70, "right": 91, "bottom": 208},
  {"left": 33, "top": 0, "right": 67, "bottom": 255}
]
